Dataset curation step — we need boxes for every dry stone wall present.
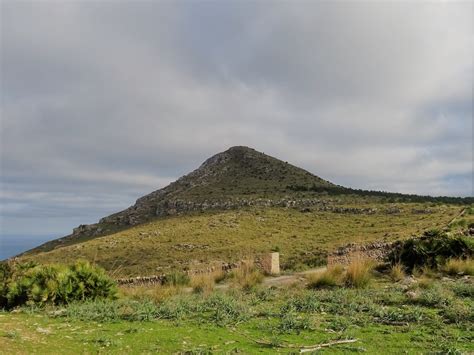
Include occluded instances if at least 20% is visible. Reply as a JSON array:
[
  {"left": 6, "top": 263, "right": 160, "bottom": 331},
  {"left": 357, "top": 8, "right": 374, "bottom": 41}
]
[
  {"left": 327, "top": 241, "right": 394, "bottom": 266},
  {"left": 117, "top": 253, "right": 280, "bottom": 287}
]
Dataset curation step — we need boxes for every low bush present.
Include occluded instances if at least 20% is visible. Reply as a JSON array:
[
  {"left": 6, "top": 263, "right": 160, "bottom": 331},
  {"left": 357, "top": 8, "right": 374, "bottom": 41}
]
[
  {"left": 443, "top": 258, "right": 474, "bottom": 276},
  {"left": 119, "top": 284, "right": 182, "bottom": 303},
  {"left": 388, "top": 232, "right": 473, "bottom": 271},
  {"left": 230, "top": 262, "right": 263, "bottom": 291},
  {"left": 282, "top": 291, "right": 321, "bottom": 313},
  {"left": 161, "top": 272, "right": 190, "bottom": 287},
  {"left": 450, "top": 281, "right": 474, "bottom": 298},
  {"left": 375, "top": 306, "right": 427, "bottom": 323},
  {"left": 277, "top": 309, "right": 312, "bottom": 333},
  {"left": 306, "top": 265, "right": 344, "bottom": 289},
  {"left": 1, "top": 261, "right": 116, "bottom": 309},
  {"left": 411, "top": 285, "right": 453, "bottom": 308},
  {"left": 388, "top": 263, "right": 405, "bottom": 282},
  {"left": 344, "top": 259, "right": 374, "bottom": 288},
  {"left": 65, "top": 299, "right": 122, "bottom": 322},
  {"left": 203, "top": 293, "right": 249, "bottom": 326},
  {"left": 190, "top": 274, "right": 215, "bottom": 294},
  {"left": 440, "top": 301, "right": 473, "bottom": 324}
]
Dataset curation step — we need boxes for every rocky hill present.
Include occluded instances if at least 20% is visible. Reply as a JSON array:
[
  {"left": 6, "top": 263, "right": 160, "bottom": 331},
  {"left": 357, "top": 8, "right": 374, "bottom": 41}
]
[{"left": 25, "top": 146, "right": 335, "bottom": 254}]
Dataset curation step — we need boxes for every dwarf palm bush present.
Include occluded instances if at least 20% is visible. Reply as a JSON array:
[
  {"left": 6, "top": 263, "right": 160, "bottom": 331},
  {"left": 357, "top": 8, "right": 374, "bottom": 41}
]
[
  {"left": 63, "top": 260, "right": 116, "bottom": 302},
  {"left": 1, "top": 261, "right": 116, "bottom": 309},
  {"left": 388, "top": 232, "right": 473, "bottom": 271}
]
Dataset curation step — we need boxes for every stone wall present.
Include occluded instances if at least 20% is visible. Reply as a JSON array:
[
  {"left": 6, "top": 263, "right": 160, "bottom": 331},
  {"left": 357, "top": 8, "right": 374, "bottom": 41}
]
[
  {"left": 327, "top": 241, "right": 394, "bottom": 266},
  {"left": 117, "top": 253, "right": 280, "bottom": 287}
]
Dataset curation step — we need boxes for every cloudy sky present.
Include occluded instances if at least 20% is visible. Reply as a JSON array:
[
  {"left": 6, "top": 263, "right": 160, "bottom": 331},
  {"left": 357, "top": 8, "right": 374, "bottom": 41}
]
[{"left": 1, "top": 1, "right": 473, "bottom": 239}]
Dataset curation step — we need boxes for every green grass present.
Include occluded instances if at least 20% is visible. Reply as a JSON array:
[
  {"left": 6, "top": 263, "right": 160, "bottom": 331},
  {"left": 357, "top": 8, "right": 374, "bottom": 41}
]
[
  {"left": 20, "top": 204, "right": 461, "bottom": 277},
  {"left": 1, "top": 275, "right": 473, "bottom": 354}
]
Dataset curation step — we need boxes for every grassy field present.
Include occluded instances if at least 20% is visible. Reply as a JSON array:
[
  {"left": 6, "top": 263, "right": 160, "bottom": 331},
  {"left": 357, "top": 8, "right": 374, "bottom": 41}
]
[
  {"left": 20, "top": 203, "right": 463, "bottom": 277},
  {"left": 1, "top": 268, "right": 473, "bottom": 354}
]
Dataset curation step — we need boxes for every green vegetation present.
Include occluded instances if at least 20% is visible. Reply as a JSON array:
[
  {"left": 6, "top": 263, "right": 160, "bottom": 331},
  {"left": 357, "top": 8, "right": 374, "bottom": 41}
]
[
  {"left": 287, "top": 184, "right": 474, "bottom": 205},
  {"left": 388, "top": 263, "right": 405, "bottom": 282},
  {"left": 0, "top": 261, "right": 116, "bottom": 309},
  {"left": 388, "top": 230, "right": 473, "bottom": 271},
  {"left": 5, "top": 147, "right": 473, "bottom": 353},
  {"left": 1, "top": 269, "right": 473, "bottom": 354},
  {"left": 444, "top": 258, "right": 474, "bottom": 276},
  {"left": 306, "top": 265, "right": 344, "bottom": 289},
  {"left": 344, "top": 259, "right": 374, "bottom": 288},
  {"left": 19, "top": 204, "right": 461, "bottom": 277}
]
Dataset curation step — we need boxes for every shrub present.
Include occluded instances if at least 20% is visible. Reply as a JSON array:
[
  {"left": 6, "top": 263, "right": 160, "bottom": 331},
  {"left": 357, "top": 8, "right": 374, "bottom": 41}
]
[
  {"left": 306, "top": 265, "right": 344, "bottom": 289},
  {"left": 63, "top": 260, "right": 117, "bottom": 302},
  {"left": 411, "top": 285, "right": 453, "bottom": 308},
  {"left": 203, "top": 293, "right": 249, "bottom": 326},
  {"left": 230, "top": 262, "right": 263, "bottom": 291},
  {"left": 450, "top": 281, "right": 474, "bottom": 298},
  {"left": 161, "top": 272, "right": 190, "bottom": 287},
  {"left": 1, "top": 261, "right": 116, "bottom": 309},
  {"left": 443, "top": 258, "right": 474, "bottom": 276},
  {"left": 156, "top": 298, "right": 194, "bottom": 320},
  {"left": 441, "top": 301, "right": 473, "bottom": 324},
  {"left": 388, "top": 232, "right": 473, "bottom": 271},
  {"left": 389, "top": 263, "right": 405, "bottom": 282},
  {"left": 65, "top": 299, "right": 122, "bottom": 322},
  {"left": 282, "top": 291, "right": 321, "bottom": 313},
  {"left": 344, "top": 259, "right": 374, "bottom": 288},
  {"left": 417, "top": 276, "right": 435, "bottom": 290},
  {"left": 119, "top": 284, "right": 182, "bottom": 303},
  {"left": 277, "top": 309, "right": 312, "bottom": 333},
  {"left": 376, "top": 306, "right": 426, "bottom": 323},
  {"left": 190, "top": 274, "right": 215, "bottom": 294}
]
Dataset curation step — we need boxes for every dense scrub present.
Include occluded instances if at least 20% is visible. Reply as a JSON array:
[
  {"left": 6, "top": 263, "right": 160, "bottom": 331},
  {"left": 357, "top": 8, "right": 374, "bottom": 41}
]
[
  {"left": 0, "top": 261, "right": 116, "bottom": 309},
  {"left": 388, "top": 230, "right": 474, "bottom": 271},
  {"left": 287, "top": 184, "right": 474, "bottom": 205}
]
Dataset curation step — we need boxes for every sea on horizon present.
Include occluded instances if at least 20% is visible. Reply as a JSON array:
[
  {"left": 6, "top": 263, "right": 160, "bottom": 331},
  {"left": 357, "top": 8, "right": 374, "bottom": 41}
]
[{"left": 0, "top": 235, "right": 56, "bottom": 260}]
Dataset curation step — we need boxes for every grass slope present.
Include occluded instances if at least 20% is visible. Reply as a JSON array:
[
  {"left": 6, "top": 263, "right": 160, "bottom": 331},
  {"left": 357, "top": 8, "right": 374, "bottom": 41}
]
[{"left": 20, "top": 203, "right": 462, "bottom": 277}]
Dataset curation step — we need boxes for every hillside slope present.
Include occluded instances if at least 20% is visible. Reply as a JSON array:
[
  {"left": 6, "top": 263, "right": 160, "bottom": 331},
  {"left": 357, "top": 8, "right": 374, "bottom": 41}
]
[
  {"left": 18, "top": 145, "right": 471, "bottom": 272},
  {"left": 19, "top": 204, "right": 462, "bottom": 277},
  {"left": 25, "top": 146, "right": 335, "bottom": 254}
]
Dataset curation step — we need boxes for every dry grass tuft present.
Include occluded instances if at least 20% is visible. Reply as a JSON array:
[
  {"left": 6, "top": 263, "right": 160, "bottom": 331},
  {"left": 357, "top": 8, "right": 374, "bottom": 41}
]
[
  {"left": 119, "top": 284, "right": 182, "bottom": 303},
  {"left": 306, "top": 265, "right": 344, "bottom": 289},
  {"left": 230, "top": 261, "right": 264, "bottom": 291},
  {"left": 190, "top": 273, "right": 215, "bottom": 294},
  {"left": 444, "top": 258, "right": 474, "bottom": 276},
  {"left": 389, "top": 263, "right": 405, "bottom": 282},
  {"left": 344, "top": 258, "right": 374, "bottom": 288},
  {"left": 417, "top": 276, "right": 435, "bottom": 289}
]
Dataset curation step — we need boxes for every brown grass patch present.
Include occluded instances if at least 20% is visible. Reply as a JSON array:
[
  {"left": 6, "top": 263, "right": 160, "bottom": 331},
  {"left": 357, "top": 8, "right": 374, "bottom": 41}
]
[
  {"left": 389, "top": 263, "right": 405, "bottom": 282},
  {"left": 444, "top": 258, "right": 474, "bottom": 276},
  {"left": 344, "top": 258, "right": 374, "bottom": 288},
  {"left": 306, "top": 265, "right": 344, "bottom": 289},
  {"left": 230, "top": 261, "right": 264, "bottom": 291}
]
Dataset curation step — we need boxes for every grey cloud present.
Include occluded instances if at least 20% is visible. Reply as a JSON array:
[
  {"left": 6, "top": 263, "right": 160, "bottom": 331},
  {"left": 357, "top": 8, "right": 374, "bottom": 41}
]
[{"left": 1, "top": 0, "right": 472, "bottom": 239}]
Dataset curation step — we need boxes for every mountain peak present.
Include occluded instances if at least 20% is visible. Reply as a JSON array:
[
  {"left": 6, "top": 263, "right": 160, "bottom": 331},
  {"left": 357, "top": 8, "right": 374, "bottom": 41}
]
[
  {"left": 27, "top": 147, "right": 335, "bottom": 253},
  {"left": 101, "top": 146, "right": 334, "bottom": 225},
  {"left": 199, "top": 146, "right": 260, "bottom": 169}
]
